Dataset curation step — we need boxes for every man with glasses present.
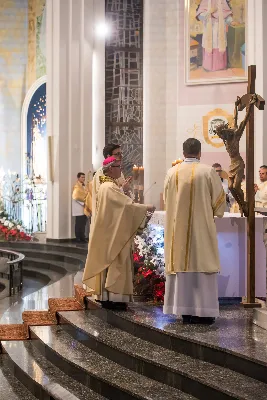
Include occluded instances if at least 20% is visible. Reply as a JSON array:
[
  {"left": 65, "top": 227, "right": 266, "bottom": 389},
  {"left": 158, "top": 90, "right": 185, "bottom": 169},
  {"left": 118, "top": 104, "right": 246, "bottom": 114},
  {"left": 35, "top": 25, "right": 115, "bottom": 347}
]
[
  {"left": 91, "top": 144, "right": 133, "bottom": 230},
  {"left": 83, "top": 156, "right": 155, "bottom": 310}
]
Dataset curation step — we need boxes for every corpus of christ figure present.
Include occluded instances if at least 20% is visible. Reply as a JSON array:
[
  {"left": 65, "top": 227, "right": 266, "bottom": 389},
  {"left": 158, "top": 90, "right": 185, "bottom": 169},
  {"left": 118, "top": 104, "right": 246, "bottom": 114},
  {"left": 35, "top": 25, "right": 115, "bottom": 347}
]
[{"left": 214, "top": 94, "right": 258, "bottom": 217}]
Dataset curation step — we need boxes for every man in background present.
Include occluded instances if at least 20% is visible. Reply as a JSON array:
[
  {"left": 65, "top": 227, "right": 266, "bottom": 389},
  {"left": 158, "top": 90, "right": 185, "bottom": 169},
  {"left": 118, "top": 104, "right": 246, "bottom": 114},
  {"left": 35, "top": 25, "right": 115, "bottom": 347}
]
[
  {"left": 255, "top": 165, "right": 267, "bottom": 208},
  {"left": 164, "top": 138, "right": 225, "bottom": 324},
  {"left": 72, "top": 172, "right": 88, "bottom": 243},
  {"left": 212, "top": 163, "right": 230, "bottom": 211}
]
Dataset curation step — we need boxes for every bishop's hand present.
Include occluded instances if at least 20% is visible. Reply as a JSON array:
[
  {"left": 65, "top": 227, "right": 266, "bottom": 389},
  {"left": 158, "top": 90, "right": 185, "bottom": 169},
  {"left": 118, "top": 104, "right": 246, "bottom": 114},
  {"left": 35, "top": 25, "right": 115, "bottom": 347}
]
[{"left": 122, "top": 176, "right": 132, "bottom": 193}]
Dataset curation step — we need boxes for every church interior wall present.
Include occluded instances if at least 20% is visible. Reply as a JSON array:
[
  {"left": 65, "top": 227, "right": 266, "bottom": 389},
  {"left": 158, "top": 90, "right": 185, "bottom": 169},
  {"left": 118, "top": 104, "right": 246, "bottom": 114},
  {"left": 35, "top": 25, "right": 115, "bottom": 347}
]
[
  {"left": 46, "top": 0, "right": 105, "bottom": 239},
  {"left": 0, "top": 0, "right": 46, "bottom": 174},
  {"left": 144, "top": 0, "right": 265, "bottom": 208}
]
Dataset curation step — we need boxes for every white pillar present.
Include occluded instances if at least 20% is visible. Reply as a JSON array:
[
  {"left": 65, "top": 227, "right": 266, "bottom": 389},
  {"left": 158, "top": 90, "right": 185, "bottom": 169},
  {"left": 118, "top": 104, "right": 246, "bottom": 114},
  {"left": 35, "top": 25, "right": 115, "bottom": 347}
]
[
  {"left": 143, "top": 0, "right": 179, "bottom": 208},
  {"left": 247, "top": 0, "right": 265, "bottom": 174},
  {"left": 262, "top": 0, "right": 267, "bottom": 167},
  {"left": 143, "top": 0, "right": 166, "bottom": 208},
  {"left": 46, "top": 0, "right": 105, "bottom": 240},
  {"left": 92, "top": 0, "right": 106, "bottom": 171}
]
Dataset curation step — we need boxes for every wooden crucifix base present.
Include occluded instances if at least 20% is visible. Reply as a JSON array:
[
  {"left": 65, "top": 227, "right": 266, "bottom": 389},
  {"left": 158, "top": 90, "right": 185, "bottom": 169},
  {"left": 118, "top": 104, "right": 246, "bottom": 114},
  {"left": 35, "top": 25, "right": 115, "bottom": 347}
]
[
  {"left": 241, "top": 301, "right": 261, "bottom": 309},
  {"left": 239, "top": 65, "right": 265, "bottom": 308}
]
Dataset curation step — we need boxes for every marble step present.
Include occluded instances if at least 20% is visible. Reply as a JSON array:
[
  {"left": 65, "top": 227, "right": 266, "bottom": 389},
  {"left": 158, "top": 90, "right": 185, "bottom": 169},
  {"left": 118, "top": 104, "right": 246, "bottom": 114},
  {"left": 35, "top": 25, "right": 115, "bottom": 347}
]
[
  {"left": 0, "top": 354, "right": 35, "bottom": 399},
  {"left": 0, "top": 241, "right": 88, "bottom": 256},
  {"left": 23, "top": 257, "right": 70, "bottom": 276},
  {"left": 23, "top": 262, "right": 65, "bottom": 283},
  {"left": 253, "top": 308, "right": 267, "bottom": 330},
  {"left": 14, "top": 248, "right": 86, "bottom": 266},
  {"left": 1, "top": 341, "right": 105, "bottom": 400},
  {"left": 30, "top": 325, "right": 196, "bottom": 400},
  {"left": 58, "top": 310, "right": 267, "bottom": 400},
  {"left": 87, "top": 301, "right": 267, "bottom": 385}
]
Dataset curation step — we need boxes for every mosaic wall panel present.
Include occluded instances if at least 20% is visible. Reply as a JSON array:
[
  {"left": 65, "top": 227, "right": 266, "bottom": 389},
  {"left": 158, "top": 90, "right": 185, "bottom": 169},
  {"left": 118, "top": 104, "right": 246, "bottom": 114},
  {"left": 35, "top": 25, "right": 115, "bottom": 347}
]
[{"left": 105, "top": 0, "right": 143, "bottom": 176}]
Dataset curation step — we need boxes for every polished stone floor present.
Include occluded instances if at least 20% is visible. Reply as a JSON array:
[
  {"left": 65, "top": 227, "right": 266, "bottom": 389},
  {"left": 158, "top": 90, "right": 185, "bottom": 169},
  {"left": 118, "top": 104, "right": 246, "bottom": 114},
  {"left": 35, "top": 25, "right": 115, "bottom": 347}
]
[
  {"left": 1, "top": 241, "right": 267, "bottom": 399},
  {"left": 0, "top": 241, "right": 86, "bottom": 324},
  {"left": 116, "top": 303, "right": 267, "bottom": 366},
  {"left": 1, "top": 241, "right": 267, "bottom": 367}
]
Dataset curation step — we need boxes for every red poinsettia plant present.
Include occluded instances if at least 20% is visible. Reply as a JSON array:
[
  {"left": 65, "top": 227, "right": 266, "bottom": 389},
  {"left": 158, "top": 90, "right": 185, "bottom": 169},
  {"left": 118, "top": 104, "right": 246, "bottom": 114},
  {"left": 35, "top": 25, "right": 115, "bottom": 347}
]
[
  {"left": 0, "top": 212, "right": 32, "bottom": 242},
  {"left": 133, "top": 262, "right": 165, "bottom": 302},
  {"left": 133, "top": 225, "right": 165, "bottom": 303}
]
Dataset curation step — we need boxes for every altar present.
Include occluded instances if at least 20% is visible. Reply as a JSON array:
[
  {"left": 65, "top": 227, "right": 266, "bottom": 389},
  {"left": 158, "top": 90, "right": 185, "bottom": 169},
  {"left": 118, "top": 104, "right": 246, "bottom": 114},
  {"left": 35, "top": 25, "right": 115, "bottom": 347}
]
[{"left": 149, "top": 211, "right": 266, "bottom": 298}]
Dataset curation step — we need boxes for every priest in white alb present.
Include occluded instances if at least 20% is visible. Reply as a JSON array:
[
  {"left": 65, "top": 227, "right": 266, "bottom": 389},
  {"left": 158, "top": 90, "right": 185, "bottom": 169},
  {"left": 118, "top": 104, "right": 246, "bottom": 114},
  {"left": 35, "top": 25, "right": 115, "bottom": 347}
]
[
  {"left": 83, "top": 156, "right": 154, "bottom": 310},
  {"left": 163, "top": 138, "right": 226, "bottom": 324}
]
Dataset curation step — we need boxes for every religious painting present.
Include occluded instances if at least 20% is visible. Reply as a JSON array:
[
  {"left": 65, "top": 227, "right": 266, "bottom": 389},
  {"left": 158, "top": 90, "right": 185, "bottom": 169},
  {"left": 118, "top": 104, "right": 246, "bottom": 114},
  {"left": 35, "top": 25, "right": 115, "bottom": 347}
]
[
  {"left": 185, "top": 0, "right": 247, "bottom": 85},
  {"left": 27, "top": 82, "right": 47, "bottom": 183},
  {"left": 203, "top": 108, "right": 234, "bottom": 148}
]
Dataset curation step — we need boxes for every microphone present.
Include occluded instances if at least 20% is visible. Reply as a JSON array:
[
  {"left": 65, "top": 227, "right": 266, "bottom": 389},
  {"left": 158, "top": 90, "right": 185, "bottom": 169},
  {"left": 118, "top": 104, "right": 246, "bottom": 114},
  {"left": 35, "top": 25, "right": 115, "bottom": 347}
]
[{"left": 144, "top": 181, "right": 157, "bottom": 196}]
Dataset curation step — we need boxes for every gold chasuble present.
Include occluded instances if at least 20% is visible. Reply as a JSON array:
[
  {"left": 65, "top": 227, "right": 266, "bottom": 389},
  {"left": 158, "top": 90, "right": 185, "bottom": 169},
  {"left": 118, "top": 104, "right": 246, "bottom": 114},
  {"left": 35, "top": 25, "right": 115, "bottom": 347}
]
[
  {"left": 164, "top": 161, "right": 225, "bottom": 275},
  {"left": 91, "top": 168, "right": 127, "bottom": 231},
  {"left": 82, "top": 177, "right": 147, "bottom": 299},
  {"left": 72, "top": 181, "right": 87, "bottom": 203}
]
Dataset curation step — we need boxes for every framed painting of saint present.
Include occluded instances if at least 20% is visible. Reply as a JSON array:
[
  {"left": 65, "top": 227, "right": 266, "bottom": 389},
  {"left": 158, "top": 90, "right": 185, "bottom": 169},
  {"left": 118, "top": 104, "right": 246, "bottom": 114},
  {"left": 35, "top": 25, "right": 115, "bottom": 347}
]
[{"left": 185, "top": 0, "right": 247, "bottom": 85}]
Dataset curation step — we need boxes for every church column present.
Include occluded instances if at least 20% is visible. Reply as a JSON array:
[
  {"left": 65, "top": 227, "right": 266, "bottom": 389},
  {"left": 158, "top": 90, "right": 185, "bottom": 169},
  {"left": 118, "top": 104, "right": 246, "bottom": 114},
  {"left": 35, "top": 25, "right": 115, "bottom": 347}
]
[
  {"left": 143, "top": 0, "right": 179, "bottom": 208},
  {"left": 46, "top": 0, "right": 105, "bottom": 240},
  {"left": 262, "top": 0, "right": 267, "bottom": 167},
  {"left": 247, "top": 0, "right": 265, "bottom": 172}
]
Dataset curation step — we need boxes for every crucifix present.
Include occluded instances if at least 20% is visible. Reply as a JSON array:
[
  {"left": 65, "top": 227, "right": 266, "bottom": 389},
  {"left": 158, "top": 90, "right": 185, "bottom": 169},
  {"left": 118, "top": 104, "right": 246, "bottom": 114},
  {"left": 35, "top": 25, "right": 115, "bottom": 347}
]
[{"left": 215, "top": 65, "right": 265, "bottom": 307}]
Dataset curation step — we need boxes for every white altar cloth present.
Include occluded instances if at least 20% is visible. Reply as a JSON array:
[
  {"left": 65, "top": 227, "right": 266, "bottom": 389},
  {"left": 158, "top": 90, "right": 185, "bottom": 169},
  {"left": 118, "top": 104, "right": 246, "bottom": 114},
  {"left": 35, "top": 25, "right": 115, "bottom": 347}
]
[{"left": 149, "top": 211, "right": 266, "bottom": 298}]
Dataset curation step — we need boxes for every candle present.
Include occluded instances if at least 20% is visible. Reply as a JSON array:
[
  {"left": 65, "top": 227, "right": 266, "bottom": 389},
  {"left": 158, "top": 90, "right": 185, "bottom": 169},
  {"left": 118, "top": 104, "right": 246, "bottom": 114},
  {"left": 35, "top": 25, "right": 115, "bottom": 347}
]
[
  {"left": 132, "top": 165, "right": 139, "bottom": 181},
  {"left": 172, "top": 161, "right": 176, "bottom": 167},
  {"left": 176, "top": 158, "right": 183, "bottom": 165},
  {"left": 139, "top": 166, "right": 144, "bottom": 185}
]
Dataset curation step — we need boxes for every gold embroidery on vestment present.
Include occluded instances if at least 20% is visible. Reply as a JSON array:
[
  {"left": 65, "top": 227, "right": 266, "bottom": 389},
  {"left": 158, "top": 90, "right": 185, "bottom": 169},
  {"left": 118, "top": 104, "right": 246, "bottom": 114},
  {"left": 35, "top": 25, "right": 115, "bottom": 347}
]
[{"left": 184, "top": 163, "right": 197, "bottom": 271}]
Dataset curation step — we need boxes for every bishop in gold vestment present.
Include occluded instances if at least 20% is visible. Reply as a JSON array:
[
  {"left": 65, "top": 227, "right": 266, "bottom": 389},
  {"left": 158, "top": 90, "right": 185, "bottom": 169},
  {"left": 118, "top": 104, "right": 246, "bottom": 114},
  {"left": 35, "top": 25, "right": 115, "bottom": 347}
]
[
  {"left": 163, "top": 139, "right": 225, "bottom": 324},
  {"left": 83, "top": 157, "right": 152, "bottom": 309},
  {"left": 91, "top": 144, "right": 132, "bottom": 231}
]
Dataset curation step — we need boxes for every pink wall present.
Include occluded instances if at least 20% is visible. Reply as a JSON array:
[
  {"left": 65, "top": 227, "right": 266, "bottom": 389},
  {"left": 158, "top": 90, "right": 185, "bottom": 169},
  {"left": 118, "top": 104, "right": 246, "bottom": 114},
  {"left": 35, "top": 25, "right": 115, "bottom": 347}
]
[
  {"left": 178, "top": 0, "right": 247, "bottom": 107},
  {"left": 201, "top": 151, "right": 246, "bottom": 172}
]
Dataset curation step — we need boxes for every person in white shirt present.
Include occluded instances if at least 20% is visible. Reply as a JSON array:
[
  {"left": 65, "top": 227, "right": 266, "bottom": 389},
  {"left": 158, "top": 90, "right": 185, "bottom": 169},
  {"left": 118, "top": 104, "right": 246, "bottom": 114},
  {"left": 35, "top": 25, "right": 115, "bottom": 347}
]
[
  {"left": 212, "top": 163, "right": 230, "bottom": 211},
  {"left": 255, "top": 165, "right": 267, "bottom": 208},
  {"left": 72, "top": 172, "right": 88, "bottom": 243}
]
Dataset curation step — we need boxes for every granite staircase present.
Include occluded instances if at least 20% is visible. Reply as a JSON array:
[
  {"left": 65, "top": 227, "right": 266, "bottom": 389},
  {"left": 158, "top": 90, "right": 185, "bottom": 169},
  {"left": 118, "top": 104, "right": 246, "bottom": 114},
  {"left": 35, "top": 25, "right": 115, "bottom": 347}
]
[{"left": 0, "top": 242, "right": 267, "bottom": 399}]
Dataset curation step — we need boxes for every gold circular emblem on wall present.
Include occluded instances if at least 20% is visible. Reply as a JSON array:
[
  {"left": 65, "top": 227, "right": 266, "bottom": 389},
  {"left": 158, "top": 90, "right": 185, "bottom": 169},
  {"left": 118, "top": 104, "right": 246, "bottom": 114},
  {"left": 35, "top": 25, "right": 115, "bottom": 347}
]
[{"left": 203, "top": 108, "right": 234, "bottom": 148}]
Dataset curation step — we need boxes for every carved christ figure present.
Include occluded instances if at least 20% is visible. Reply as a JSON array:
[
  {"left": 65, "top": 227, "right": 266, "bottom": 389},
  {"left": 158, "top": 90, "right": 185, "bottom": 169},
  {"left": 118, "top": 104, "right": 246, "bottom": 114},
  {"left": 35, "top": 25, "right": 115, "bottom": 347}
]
[{"left": 215, "top": 94, "right": 258, "bottom": 216}]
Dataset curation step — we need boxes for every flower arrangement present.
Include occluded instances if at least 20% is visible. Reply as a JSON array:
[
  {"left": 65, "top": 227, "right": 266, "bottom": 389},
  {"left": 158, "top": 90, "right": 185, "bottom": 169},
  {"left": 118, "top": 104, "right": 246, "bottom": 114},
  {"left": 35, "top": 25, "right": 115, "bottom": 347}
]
[
  {"left": 0, "top": 206, "right": 32, "bottom": 242},
  {"left": 0, "top": 168, "right": 47, "bottom": 233},
  {"left": 133, "top": 224, "right": 165, "bottom": 303}
]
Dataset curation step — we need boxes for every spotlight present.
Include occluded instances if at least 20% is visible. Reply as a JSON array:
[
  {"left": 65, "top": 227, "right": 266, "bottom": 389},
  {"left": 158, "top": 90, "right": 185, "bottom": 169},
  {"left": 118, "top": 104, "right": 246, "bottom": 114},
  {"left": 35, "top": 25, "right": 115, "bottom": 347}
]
[{"left": 95, "top": 22, "right": 111, "bottom": 37}]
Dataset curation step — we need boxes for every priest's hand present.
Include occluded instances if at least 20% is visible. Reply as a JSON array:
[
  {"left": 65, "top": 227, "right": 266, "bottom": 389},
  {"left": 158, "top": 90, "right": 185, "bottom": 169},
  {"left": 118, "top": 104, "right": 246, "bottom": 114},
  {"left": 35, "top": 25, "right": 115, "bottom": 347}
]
[{"left": 254, "top": 184, "right": 259, "bottom": 194}]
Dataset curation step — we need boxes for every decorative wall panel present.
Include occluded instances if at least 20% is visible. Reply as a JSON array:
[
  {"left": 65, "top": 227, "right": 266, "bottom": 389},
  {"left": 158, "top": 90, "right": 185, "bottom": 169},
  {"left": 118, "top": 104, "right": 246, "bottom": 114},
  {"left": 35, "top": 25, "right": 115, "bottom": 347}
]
[{"left": 105, "top": 0, "right": 143, "bottom": 176}]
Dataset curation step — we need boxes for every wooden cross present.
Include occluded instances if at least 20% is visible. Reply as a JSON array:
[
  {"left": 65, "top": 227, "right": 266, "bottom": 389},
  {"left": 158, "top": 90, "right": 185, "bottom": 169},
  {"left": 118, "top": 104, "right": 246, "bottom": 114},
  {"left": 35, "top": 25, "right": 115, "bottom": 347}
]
[{"left": 238, "top": 65, "right": 265, "bottom": 307}]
